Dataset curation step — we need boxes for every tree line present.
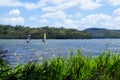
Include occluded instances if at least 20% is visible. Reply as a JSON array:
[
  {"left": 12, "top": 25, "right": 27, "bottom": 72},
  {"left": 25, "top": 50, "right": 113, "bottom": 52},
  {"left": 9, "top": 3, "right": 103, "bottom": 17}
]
[{"left": 0, "top": 24, "right": 91, "bottom": 39}]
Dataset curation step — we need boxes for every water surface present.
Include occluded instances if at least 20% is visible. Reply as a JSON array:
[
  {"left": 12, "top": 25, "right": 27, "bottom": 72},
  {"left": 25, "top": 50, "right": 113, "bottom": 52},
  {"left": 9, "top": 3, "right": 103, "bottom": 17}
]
[{"left": 0, "top": 39, "right": 120, "bottom": 64}]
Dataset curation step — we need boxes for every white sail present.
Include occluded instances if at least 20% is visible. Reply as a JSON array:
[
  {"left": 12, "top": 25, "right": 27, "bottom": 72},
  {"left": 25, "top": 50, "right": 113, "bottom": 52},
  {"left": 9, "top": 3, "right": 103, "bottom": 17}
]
[{"left": 26, "top": 35, "right": 31, "bottom": 43}]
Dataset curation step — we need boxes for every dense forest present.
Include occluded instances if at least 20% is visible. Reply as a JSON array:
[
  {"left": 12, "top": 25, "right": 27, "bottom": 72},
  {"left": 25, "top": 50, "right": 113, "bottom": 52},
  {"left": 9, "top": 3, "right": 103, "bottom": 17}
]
[{"left": 0, "top": 24, "right": 91, "bottom": 39}]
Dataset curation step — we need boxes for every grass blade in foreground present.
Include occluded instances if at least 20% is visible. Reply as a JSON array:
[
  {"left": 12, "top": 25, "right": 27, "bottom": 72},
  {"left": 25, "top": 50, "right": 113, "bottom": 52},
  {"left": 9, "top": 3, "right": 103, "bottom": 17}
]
[{"left": 0, "top": 50, "right": 120, "bottom": 80}]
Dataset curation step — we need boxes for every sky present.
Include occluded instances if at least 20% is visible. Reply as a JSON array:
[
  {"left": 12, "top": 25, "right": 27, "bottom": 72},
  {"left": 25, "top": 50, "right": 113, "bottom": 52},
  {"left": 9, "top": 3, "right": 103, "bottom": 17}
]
[{"left": 0, "top": 0, "right": 120, "bottom": 30}]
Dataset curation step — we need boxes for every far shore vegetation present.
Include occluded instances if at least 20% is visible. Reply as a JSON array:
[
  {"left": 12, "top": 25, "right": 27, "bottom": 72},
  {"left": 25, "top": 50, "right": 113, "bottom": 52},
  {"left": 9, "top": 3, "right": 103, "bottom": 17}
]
[
  {"left": 0, "top": 49, "right": 120, "bottom": 80},
  {"left": 1, "top": 24, "right": 120, "bottom": 39},
  {"left": 0, "top": 24, "right": 91, "bottom": 39}
]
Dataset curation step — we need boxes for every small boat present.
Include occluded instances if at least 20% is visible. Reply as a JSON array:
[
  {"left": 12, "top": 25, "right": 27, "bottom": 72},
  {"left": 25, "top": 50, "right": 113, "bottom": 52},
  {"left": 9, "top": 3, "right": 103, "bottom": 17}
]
[
  {"left": 42, "top": 33, "right": 46, "bottom": 43},
  {"left": 26, "top": 35, "right": 31, "bottom": 43}
]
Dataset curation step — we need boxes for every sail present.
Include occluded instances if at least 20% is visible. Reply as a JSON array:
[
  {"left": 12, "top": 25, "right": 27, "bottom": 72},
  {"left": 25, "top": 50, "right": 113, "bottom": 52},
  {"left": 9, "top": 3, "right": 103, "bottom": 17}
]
[
  {"left": 42, "top": 33, "right": 46, "bottom": 43},
  {"left": 26, "top": 35, "right": 31, "bottom": 43},
  {"left": 44, "top": 33, "right": 46, "bottom": 40}
]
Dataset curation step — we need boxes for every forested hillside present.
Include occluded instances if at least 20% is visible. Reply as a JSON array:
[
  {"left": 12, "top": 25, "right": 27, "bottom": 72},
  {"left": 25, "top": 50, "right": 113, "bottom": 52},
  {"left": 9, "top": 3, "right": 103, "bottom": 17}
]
[
  {"left": 84, "top": 28, "right": 120, "bottom": 38},
  {"left": 0, "top": 24, "right": 91, "bottom": 39}
]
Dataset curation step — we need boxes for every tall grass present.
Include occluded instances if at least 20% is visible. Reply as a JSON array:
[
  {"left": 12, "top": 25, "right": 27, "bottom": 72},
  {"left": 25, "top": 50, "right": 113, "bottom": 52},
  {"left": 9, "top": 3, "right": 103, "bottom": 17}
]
[{"left": 1, "top": 49, "right": 120, "bottom": 80}]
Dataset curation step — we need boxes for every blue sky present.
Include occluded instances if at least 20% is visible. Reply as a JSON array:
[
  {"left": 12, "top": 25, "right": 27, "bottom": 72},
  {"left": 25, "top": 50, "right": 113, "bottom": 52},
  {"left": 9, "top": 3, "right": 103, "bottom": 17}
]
[{"left": 0, "top": 0, "right": 120, "bottom": 30}]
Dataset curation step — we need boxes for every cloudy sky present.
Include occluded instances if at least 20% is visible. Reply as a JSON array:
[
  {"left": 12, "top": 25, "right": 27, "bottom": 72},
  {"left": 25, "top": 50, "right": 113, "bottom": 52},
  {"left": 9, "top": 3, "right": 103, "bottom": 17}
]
[{"left": 0, "top": 0, "right": 120, "bottom": 30}]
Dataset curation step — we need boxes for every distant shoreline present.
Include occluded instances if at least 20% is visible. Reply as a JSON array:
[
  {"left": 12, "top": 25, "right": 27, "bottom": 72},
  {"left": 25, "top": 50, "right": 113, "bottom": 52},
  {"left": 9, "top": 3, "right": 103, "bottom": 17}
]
[{"left": 0, "top": 38, "right": 120, "bottom": 40}]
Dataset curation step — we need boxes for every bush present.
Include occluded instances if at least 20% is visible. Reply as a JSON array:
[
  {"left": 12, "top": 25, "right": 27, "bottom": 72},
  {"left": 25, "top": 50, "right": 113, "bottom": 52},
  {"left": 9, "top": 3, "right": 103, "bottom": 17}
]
[{"left": 0, "top": 50, "right": 120, "bottom": 80}]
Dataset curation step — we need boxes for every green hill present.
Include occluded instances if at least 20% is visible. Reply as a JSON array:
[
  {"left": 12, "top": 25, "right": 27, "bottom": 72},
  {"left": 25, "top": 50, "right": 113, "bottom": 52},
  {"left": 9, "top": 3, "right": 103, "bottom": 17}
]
[{"left": 84, "top": 28, "right": 120, "bottom": 38}]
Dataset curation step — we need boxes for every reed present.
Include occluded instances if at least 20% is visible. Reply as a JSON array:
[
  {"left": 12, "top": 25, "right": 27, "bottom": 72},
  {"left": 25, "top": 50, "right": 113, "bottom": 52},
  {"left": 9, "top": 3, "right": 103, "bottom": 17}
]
[{"left": 0, "top": 50, "right": 120, "bottom": 80}]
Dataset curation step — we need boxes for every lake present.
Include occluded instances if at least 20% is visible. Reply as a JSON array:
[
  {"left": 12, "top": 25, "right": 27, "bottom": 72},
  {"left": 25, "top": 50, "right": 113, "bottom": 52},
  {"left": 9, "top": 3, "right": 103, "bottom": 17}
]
[{"left": 0, "top": 39, "right": 120, "bottom": 65}]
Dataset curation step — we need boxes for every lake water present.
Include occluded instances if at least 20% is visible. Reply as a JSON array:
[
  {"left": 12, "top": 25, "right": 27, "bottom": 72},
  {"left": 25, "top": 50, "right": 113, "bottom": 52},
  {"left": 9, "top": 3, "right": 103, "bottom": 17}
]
[{"left": 0, "top": 39, "right": 120, "bottom": 65}]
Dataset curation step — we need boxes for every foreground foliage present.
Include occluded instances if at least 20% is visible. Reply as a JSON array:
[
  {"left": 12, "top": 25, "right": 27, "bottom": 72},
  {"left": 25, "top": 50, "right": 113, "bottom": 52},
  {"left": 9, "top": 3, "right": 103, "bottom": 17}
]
[{"left": 0, "top": 50, "right": 120, "bottom": 80}]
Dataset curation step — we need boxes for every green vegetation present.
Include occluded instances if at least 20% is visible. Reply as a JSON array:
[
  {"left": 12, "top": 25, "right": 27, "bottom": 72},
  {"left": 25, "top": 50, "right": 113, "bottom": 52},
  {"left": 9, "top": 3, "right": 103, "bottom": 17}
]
[
  {"left": 1, "top": 24, "right": 120, "bottom": 39},
  {"left": 1, "top": 50, "right": 120, "bottom": 80},
  {"left": 0, "top": 24, "right": 91, "bottom": 39},
  {"left": 85, "top": 28, "right": 120, "bottom": 38}
]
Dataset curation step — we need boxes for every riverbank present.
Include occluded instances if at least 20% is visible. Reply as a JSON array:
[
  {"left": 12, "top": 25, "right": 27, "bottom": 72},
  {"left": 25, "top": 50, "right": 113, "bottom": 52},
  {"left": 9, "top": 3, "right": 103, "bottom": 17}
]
[{"left": 0, "top": 50, "right": 120, "bottom": 80}]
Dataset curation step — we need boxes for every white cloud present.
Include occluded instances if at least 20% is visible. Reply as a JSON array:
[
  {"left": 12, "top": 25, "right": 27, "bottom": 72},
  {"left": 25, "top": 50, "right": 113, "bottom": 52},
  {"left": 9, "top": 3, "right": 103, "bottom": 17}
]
[
  {"left": 0, "top": 0, "right": 102, "bottom": 11},
  {"left": 42, "top": 6, "right": 56, "bottom": 11},
  {"left": 68, "top": 13, "right": 82, "bottom": 19},
  {"left": 42, "top": 0, "right": 72, "bottom": 11},
  {"left": 81, "top": 14, "right": 111, "bottom": 24},
  {"left": 113, "top": 8, "right": 120, "bottom": 16},
  {"left": 42, "top": 0, "right": 102, "bottom": 11},
  {"left": 0, "top": 0, "right": 46, "bottom": 10},
  {"left": 47, "top": 0, "right": 66, "bottom": 4},
  {"left": 78, "top": 0, "right": 102, "bottom": 10},
  {"left": 0, "top": 9, "right": 24, "bottom": 26},
  {"left": 8, "top": 9, "right": 20, "bottom": 16},
  {"left": 23, "top": 0, "right": 46, "bottom": 10},
  {"left": 24, "top": 2, "right": 38, "bottom": 10},
  {"left": 112, "top": 8, "right": 120, "bottom": 28},
  {"left": 29, "top": 16, "right": 37, "bottom": 20},
  {"left": 53, "top": 19, "right": 78, "bottom": 29},
  {"left": 2, "top": 17, "right": 24, "bottom": 25},
  {"left": 40, "top": 10, "right": 80, "bottom": 29},
  {"left": 62, "top": 19, "right": 79, "bottom": 29},
  {"left": 39, "top": 19, "right": 48, "bottom": 23},
  {"left": 0, "top": 0, "right": 23, "bottom": 6},
  {"left": 75, "top": 13, "right": 82, "bottom": 18},
  {"left": 79, "top": 14, "right": 112, "bottom": 29},
  {"left": 47, "top": 12, "right": 120, "bottom": 30},
  {"left": 41, "top": 10, "right": 67, "bottom": 19},
  {"left": 96, "top": 0, "right": 103, "bottom": 3},
  {"left": 77, "top": 12, "right": 120, "bottom": 29},
  {"left": 113, "top": 17, "right": 120, "bottom": 27},
  {"left": 107, "top": 0, "right": 120, "bottom": 6},
  {"left": 55, "top": 0, "right": 77, "bottom": 10}
]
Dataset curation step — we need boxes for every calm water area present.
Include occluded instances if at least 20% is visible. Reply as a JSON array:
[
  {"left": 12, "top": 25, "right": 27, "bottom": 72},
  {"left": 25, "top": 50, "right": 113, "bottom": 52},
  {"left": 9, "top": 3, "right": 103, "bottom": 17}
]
[{"left": 0, "top": 39, "right": 120, "bottom": 65}]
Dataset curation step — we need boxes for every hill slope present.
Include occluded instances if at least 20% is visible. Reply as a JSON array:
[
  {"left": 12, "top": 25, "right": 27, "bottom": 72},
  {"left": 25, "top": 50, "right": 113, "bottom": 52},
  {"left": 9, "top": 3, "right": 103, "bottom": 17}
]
[{"left": 84, "top": 28, "right": 120, "bottom": 38}]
